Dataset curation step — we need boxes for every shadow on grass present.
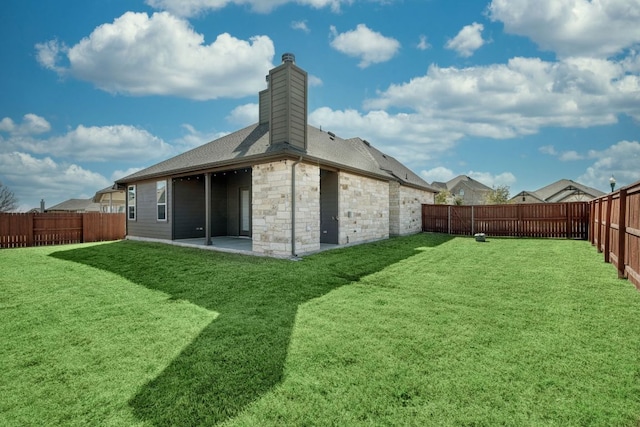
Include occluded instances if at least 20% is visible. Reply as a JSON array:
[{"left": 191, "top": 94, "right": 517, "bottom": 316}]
[{"left": 51, "top": 233, "right": 452, "bottom": 426}]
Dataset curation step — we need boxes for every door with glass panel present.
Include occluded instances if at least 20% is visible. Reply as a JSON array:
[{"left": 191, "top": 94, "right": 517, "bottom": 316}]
[{"left": 239, "top": 187, "right": 251, "bottom": 237}]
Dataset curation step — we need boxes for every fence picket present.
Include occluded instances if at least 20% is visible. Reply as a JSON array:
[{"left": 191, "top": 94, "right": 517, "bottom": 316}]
[
  {"left": 422, "top": 202, "right": 589, "bottom": 240},
  {"left": 0, "top": 213, "right": 125, "bottom": 249}
]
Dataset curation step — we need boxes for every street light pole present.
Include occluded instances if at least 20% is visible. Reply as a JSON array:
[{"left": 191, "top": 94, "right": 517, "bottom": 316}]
[{"left": 609, "top": 175, "right": 616, "bottom": 192}]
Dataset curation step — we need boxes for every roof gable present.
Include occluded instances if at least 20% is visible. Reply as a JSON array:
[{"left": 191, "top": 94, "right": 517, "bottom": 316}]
[{"left": 533, "top": 179, "right": 605, "bottom": 201}]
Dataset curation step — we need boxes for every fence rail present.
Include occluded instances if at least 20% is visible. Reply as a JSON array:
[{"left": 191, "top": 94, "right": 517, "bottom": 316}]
[
  {"left": 0, "top": 212, "right": 125, "bottom": 249},
  {"left": 589, "top": 180, "right": 640, "bottom": 290},
  {"left": 422, "top": 202, "right": 589, "bottom": 240}
]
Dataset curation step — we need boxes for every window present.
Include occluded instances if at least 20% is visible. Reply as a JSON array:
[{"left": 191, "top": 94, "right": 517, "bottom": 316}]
[
  {"left": 128, "top": 185, "right": 136, "bottom": 220},
  {"left": 157, "top": 180, "right": 167, "bottom": 221}
]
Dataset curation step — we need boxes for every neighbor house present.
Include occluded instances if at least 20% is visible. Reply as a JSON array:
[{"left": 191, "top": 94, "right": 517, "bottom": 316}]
[
  {"left": 431, "top": 175, "right": 493, "bottom": 205},
  {"left": 511, "top": 179, "right": 605, "bottom": 203},
  {"left": 93, "top": 186, "right": 126, "bottom": 213},
  {"left": 116, "top": 54, "right": 436, "bottom": 257},
  {"left": 46, "top": 198, "right": 101, "bottom": 213}
]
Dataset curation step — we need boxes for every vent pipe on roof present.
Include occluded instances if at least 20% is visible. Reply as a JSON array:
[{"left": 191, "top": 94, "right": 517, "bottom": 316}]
[{"left": 282, "top": 52, "right": 295, "bottom": 63}]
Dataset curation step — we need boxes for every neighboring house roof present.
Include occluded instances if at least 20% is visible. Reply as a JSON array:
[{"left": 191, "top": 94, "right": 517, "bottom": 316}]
[
  {"left": 92, "top": 185, "right": 124, "bottom": 203},
  {"left": 533, "top": 179, "right": 605, "bottom": 202},
  {"left": 512, "top": 190, "right": 546, "bottom": 203},
  {"left": 510, "top": 179, "right": 605, "bottom": 203},
  {"left": 444, "top": 175, "right": 493, "bottom": 193},
  {"left": 430, "top": 175, "right": 493, "bottom": 204},
  {"left": 430, "top": 181, "right": 447, "bottom": 190},
  {"left": 46, "top": 198, "right": 101, "bottom": 212},
  {"left": 117, "top": 123, "right": 436, "bottom": 192}
]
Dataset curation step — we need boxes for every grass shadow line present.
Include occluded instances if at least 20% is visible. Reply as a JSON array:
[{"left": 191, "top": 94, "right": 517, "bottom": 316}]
[{"left": 50, "top": 233, "right": 452, "bottom": 425}]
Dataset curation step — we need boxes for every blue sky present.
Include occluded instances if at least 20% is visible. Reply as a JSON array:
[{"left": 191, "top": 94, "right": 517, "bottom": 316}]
[{"left": 1, "top": 0, "right": 639, "bottom": 211}]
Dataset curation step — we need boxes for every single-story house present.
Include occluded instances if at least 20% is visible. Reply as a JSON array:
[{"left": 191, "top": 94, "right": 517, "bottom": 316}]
[
  {"left": 93, "top": 186, "right": 126, "bottom": 213},
  {"left": 46, "top": 198, "right": 101, "bottom": 213},
  {"left": 511, "top": 179, "right": 605, "bottom": 203},
  {"left": 116, "top": 53, "right": 436, "bottom": 257},
  {"left": 431, "top": 175, "right": 493, "bottom": 205}
]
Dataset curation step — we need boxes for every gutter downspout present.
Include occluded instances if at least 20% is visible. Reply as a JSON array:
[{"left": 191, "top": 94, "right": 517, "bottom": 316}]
[{"left": 291, "top": 156, "right": 303, "bottom": 257}]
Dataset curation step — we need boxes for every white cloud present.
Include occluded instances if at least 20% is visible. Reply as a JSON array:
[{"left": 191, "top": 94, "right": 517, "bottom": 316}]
[
  {"left": 0, "top": 114, "right": 51, "bottom": 135},
  {"left": 579, "top": 140, "right": 640, "bottom": 189},
  {"left": 34, "top": 39, "right": 67, "bottom": 73},
  {"left": 308, "top": 74, "right": 323, "bottom": 87},
  {"left": 292, "top": 20, "right": 310, "bottom": 33},
  {"left": 174, "top": 124, "right": 229, "bottom": 150},
  {"left": 1, "top": 115, "right": 172, "bottom": 162},
  {"left": 309, "top": 107, "right": 462, "bottom": 170},
  {"left": 558, "top": 150, "right": 584, "bottom": 161},
  {"left": 417, "top": 35, "right": 431, "bottom": 51},
  {"left": 0, "top": 152, "right": 110, "bottom": 211},
  {"left": 36, "top": 12, "right": 275, "bottom": 100},
  {"left": 227, "top": 103, "right": 259, "bottom": 126},
  {"left": 145, "top": 0, "right": 369, "bottom": 16},
  {"left": 467, "top": 171, "right": 517, "bottom": 188},
  {"left": 364, "top": 56, "right": 640, "bottom": 139},
  {"left": 540, "top": 144, "right": 584, "bottom": 160},
  {"left": 420, "top": 166, "right": 455, "bottom": 183},
  {"left": 488, "top": 0, "right": 640, "bottom": 58},
  {"left": 445, "top": 22, "right": 485, "bottom": 57},
  {"left": 539, "top": 145, "right": 558, "bottom": 155},
  {"left": 51, "top": 125, "right": 173, "bottom": 162},
  {"left": 111, "top": 168, "right": 142, "bottom": 182},
  {"left": 329, "top": 24, "right": 400, "bottom": 68}
]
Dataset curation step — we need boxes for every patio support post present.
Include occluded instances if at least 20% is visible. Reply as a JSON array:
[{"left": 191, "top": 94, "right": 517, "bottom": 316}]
[{"left": 205, "top": 172, "right": 211, "bottom": 246}]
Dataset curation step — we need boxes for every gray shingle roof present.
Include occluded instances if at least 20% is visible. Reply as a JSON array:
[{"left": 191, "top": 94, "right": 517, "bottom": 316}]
[
  {"left": 47, "top": 198, "right": 101, "bottom": 212},
  {"left": 117, "top": 123, "right": 435, "bottom": 191},
  {"left": 442, "top": 175, "right": 493, "bottom": 192},
  {"left": 532, "top": 179, "right": 605, "bottom": 202}
]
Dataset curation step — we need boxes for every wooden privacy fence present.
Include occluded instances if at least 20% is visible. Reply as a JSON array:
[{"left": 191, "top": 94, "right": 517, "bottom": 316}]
[
  {"left": 589, "top": 180, "right": 640, "bottom": 290},
  {"left": 0, "top": 212, "right": 125, "bottom": 249},
  {"left": 422, "top": 202, "right": 590, "bottom": 240}
]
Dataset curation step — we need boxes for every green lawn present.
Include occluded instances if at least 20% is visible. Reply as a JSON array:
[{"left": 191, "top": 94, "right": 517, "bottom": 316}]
[{"left": 1, "top": 234, "right": 639, "bottom": 426}]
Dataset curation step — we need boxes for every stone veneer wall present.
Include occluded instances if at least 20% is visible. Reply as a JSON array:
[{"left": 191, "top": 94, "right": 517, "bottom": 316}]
[
  {"left": 252, "top": 161, "right": 320, "bottom": 257},
  {"left": 338, "top": 171, "right": 389, "bottom": 245},
  {"left": 389, "top": 182, "right": 434, "bottom": 236}
]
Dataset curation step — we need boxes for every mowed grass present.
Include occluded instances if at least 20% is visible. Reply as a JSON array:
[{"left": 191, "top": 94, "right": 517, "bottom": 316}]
[{"left": 1, "top": 234, "right": 640, "bottom": 426}]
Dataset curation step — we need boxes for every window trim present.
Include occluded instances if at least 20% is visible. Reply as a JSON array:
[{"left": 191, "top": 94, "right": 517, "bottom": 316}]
[
  {"left": 127, "top": 185, "right": 136, "bottom": 221},
  {"left": 157, "top": 180, "right": 167, "bottom": 222}
]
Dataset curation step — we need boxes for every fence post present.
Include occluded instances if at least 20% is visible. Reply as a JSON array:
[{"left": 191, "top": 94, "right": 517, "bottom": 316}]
[
  {"left": 587, "top": 199, "right": 597, "bottom": 246},
  {"left": 471, "top": 206, "right": 474, "bottom": 235},
  {"left": 28, "top": 213, "right": 34, "bottom": 247},
  {"left": 565, "top": 202, "right": 571, "bottom": 239},
  {"left": 603, "top": 194, "right": 612, "bottom": 263},
  {"left": 596, "top": 198, "right": 603, "bottom": 252},
  {"left": 448, "top": 205, "right": 451, "bottom": 235},
  {"left": 517, "top": 204, "right": 522, "bottom": 237},
  {"left": 617, "top": 188, "right": 627, "bottom": 279}
]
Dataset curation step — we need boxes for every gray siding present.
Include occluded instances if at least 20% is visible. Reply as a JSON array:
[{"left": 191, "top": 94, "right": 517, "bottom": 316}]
[
  {"left": 127, "top": 179, "right": 172, "bottom": 240},
  {"left": 259, "top": 89, "right": 269, "bottom": 125},
  {"left": 173, "top": 177, "right": 205, "bottom": 239},
  {"left": 269, "top": 62, "right": 307, "bottom": 151}
]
